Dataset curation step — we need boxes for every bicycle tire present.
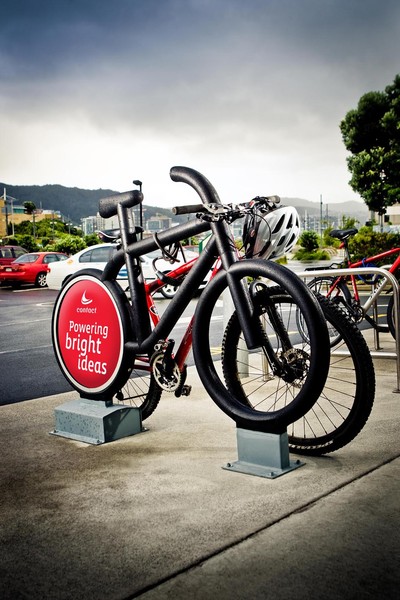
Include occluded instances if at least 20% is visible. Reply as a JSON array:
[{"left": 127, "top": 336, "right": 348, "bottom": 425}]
[
  {"left": 192, "top": 259, "right": 330, "bottom": 432},
  {"left": 222, "top": 289, "right": 375, "bottom": 454},
  {"left": 307, "top": 275, "right": 352, "bottom": 305},
  {"left": 307, "top": 275, "right": 352, "bottom": 345},
  {"left": 113, "top": 355, "right": 162, "bottom": 420},
  {"left": 387, "top": 294, "right": 397, "bottom": 339}
]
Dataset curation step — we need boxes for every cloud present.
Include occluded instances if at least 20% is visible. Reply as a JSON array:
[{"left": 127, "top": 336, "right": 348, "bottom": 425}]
[{"left": 0, "top": 0, "right": 399, "bottom": 207}]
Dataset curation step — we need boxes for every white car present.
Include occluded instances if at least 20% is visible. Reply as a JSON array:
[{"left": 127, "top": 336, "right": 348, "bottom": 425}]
[
  {"left": 46, "top": 243, "right": 206, "bottom": 298},
  {"left": 46, "top": 244, "right": 126, "bottom": 290}
]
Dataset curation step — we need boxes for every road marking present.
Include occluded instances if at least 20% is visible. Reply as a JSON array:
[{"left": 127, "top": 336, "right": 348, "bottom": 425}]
[
  {"left": 0, "top": 344, "right": 53, "bottom": 355},
  {"left": 12, "top": 288, "right": 49, "bottom": 293},
  {"left": 0, "top": 317, "right": 51, "bottom": 327}
]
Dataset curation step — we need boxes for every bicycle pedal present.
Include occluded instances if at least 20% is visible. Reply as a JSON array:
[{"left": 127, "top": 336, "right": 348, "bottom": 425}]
[{"left": 180, "top": 385, "right": 192, "bottom": 397}]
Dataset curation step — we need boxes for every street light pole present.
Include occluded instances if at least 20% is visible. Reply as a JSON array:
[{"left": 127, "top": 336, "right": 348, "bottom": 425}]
[
  {"left": 319, "top": 194, "right": 323, "bottom": 240},
  {"left": 133, "top": 179, "right": 143, "bottom": 239}
]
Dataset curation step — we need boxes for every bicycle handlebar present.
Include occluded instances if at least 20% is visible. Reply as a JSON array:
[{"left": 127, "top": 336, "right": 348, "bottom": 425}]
[
  {"left": 172, "top": 204, "right": 205, "bottom": 215},
  {"left": 99, "top": 189, "right": 143, "bottom": 219},
  {"left": 170, "top": 166, "right": 222, "bottom": 206}
]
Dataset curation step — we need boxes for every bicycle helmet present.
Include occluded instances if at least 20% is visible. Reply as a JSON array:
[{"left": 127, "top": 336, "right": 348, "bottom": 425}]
[{"left": 242, "top": 205, "right": 301, "bottom": 260}]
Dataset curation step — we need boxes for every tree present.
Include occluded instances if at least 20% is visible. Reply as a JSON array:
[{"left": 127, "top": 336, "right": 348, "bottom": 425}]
[
  {"left": 23, "top": 201, "right": 36, "bottom": 214},
  {"left": 340, "top": 74, "right": 400, "bottom": 214}
]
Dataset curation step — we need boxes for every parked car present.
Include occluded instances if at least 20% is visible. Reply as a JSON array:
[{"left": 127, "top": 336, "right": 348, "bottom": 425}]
[
  {"left": 46, "top": 243, "right": 208, "bottom": 297},
  {"left": 0, "top": 245, "right": 27, "bottom": 266},
  {"left": 0, "top": 252, "right": 68, "bottom": 287},
  {"left": 46, "top": 244, "right": 125, "bottom": 290}
]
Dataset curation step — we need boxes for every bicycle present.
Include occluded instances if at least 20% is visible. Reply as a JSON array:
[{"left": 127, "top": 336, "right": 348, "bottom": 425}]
[
  {"left": 108, "top": 215, "right": 376, "bottom": 454},
  {"left": 52, "top": 166, "right": 330, "bottom": 433},
  {"left": 306, "top": 227, "right": 400, "bottom": 340}
]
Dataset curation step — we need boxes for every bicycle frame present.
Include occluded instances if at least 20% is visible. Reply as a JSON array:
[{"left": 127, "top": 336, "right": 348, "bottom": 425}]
[
  {"left": 324, "top": 246, "right": 400, "bottom": 315},
  {"left": 102, "top": 208, "right": 264, "bottom": 356},
  {"left": 144, "top": 252, "right": 220, "bottom": 371}
]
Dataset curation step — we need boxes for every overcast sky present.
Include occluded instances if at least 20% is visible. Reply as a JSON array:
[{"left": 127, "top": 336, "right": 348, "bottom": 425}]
[{"left": 1, "top": 0, "right": 399, "bottom": 208}]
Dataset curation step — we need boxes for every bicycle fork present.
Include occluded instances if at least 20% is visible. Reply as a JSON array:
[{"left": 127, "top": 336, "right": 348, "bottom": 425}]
[{"left": 250, "top": 282, "right": 310, "bottom": 385}]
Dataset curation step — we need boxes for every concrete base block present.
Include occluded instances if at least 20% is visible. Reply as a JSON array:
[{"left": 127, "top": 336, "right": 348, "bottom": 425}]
[
  {"left": 223, "top": 427, "right": 305, "bottom": 479},
  {"left": 50, "top": 398, "right": 143, "bottom": 445}
]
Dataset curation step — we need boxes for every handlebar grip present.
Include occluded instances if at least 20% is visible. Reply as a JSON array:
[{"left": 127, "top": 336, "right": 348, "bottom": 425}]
[
  {"left": 172, "top": 204, "right": 205, "bottom": 215},
  {"left": 99, "top": 190, "right": 143, "bottom": 219},
  {"left": 170, "top": 166, "right": 221, "bottom": 206}
]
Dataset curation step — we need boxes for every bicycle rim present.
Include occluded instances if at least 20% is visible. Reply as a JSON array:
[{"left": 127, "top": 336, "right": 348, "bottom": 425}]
[
  {"left": 193, "top": 260, "right": 330, "bottom": 431},
  {"left": 113, "top": 355, "right": 162, "bottom": 420}
]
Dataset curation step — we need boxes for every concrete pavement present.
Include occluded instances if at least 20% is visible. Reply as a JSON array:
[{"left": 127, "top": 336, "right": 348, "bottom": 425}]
[{"left": 0, "top": 329, "right": 399, "bottom": 599}]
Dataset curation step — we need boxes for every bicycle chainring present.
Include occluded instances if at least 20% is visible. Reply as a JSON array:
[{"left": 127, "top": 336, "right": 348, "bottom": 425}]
[
  {"left": 350, "top": 301, "right": 364, "bottom": 322},
  {"left": 151, "top": 352, "right": 182, "bottom": 392}
]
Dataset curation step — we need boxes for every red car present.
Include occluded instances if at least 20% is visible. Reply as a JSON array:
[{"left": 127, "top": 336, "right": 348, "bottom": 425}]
[{"left": 0, "top": 252, "right": 68, "bottom": 288}]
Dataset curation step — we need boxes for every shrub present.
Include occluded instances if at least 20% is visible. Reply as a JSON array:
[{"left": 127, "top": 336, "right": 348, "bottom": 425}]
[
  {"left": 348, "top": 230, "right": 400, "bottom": 261},
  {"left": 293, "top": 248, "right": 330, "bottom": 261},
  {"left": 52, "top": 235, "right": 86, "bottom": 255},
  {"left": 298, "top": 230, "right": 319, "bottom": 252}
]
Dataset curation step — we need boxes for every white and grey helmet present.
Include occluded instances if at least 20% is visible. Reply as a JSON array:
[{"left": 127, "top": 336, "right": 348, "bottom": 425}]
[{"left": 242, "top": 205, "right": 301, "bottom": 260}]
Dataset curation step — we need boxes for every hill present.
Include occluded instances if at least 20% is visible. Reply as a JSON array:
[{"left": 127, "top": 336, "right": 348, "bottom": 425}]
[
  {"left": 0, "top": 182, "right": 179, "bottom": 225},
  {"left": 281, "top": 197, "right": 369, "bottom": 227},
  {"left": 1, "top": 182, "right": 369, "bottom": 226}
]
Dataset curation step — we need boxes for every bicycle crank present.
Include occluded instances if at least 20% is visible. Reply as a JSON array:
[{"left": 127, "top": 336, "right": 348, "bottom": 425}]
[{"left": 151, "top": 340, "right": 182, "bottom": 392}]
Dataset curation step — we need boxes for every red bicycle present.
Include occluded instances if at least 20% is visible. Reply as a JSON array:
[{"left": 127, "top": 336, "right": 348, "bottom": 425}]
[{"left": 307, "top": 227, "right": 400, "bottom": 339}]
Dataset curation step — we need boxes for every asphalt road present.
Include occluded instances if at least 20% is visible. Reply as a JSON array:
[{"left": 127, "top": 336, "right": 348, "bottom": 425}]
[
  {"left": 0, "top": 286, "right": 224, "bottom": 405},
  {"left": 0, "top": 280, "right": 390, "bottom": 405}
]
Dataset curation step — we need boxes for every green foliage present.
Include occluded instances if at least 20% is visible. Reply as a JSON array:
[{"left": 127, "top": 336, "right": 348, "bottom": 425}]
[
  {"left": 15, "top": 220, "right": 33, "bottom": 236},
  {"left": 275, "top": 256, "right": 287, "bottom": 264},
  {"left": 84, "top": 233, "right": 101, "bottom": 246},
  {"left": 15, "top": 234, "right": 39, "bottom": 252},
  {"left": 293, "top": 248, "right": 330, "bottom": 261},
  {"left": 340, "top": 74, "right": 400, "bottom": 214},
  {"left": 23, "top": 201, "right": 36, "bottom": 214},
  {"left": 341, "top": 216, "right": 358, "bottom": 229},
  {"left": 348, "top": 230, "right": 400, "bottom": 262},
  {"left": 298, "top": 230, "right": 319, "bottom": 252},
  {"left": 51, "top": 235, "right": 86, "bottom": 255},
  {"left": 323, "top": 226, "right": 340, "bottom": 248}
]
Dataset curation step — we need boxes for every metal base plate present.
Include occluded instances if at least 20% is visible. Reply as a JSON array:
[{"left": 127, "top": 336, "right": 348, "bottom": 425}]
[
  {"left": 50, "top": 398, "right": 143, "bottom": 445},
  {"left": 223, "top": 427, "right": 304, "bottom": 479}
]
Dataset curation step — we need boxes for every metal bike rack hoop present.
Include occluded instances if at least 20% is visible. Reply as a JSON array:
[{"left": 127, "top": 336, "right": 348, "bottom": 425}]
[{"left": 299, "top": 266, "right": 400, "bottom": 392}]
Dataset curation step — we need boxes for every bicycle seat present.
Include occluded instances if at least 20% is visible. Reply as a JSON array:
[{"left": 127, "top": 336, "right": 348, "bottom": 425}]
[
  {"left": 98, "top": 227, "right": 143, "bottom": 243},
  {"left": 97, "top": 229, "right": 121, "bottom": 242},
  {"left": 329, "top": 228, "right": 358, "bottom": 240}
]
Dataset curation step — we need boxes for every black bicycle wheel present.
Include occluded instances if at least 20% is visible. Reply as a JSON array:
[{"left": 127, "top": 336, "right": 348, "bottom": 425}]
[
  {"left": 307, "top": 276, "right": 352, "bottom": 306},
  {"left": 223, "top": 291, "right": 375, "bottom": 454},
  {"left": 193, "top": 259, "right": 330, "bottom": 432},
  {"left": 307, "top": 276, "right": 353, "bottom": 345},
  {"left": 113, "top": 355, "right": 162, "bottom": 420},
  {"left": 387, "top": 294, "right": 398, "bottom": 339}
]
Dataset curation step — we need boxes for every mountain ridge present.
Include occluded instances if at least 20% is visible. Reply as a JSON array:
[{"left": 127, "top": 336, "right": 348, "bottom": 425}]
[{"left": 1, "top": 182, "right": 369, "bottom": 226}]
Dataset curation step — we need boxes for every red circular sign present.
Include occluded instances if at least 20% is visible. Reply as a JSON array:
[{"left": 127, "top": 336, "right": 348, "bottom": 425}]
[{"left": 54, "top": 277, "right": 124, "bottom": 394}]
